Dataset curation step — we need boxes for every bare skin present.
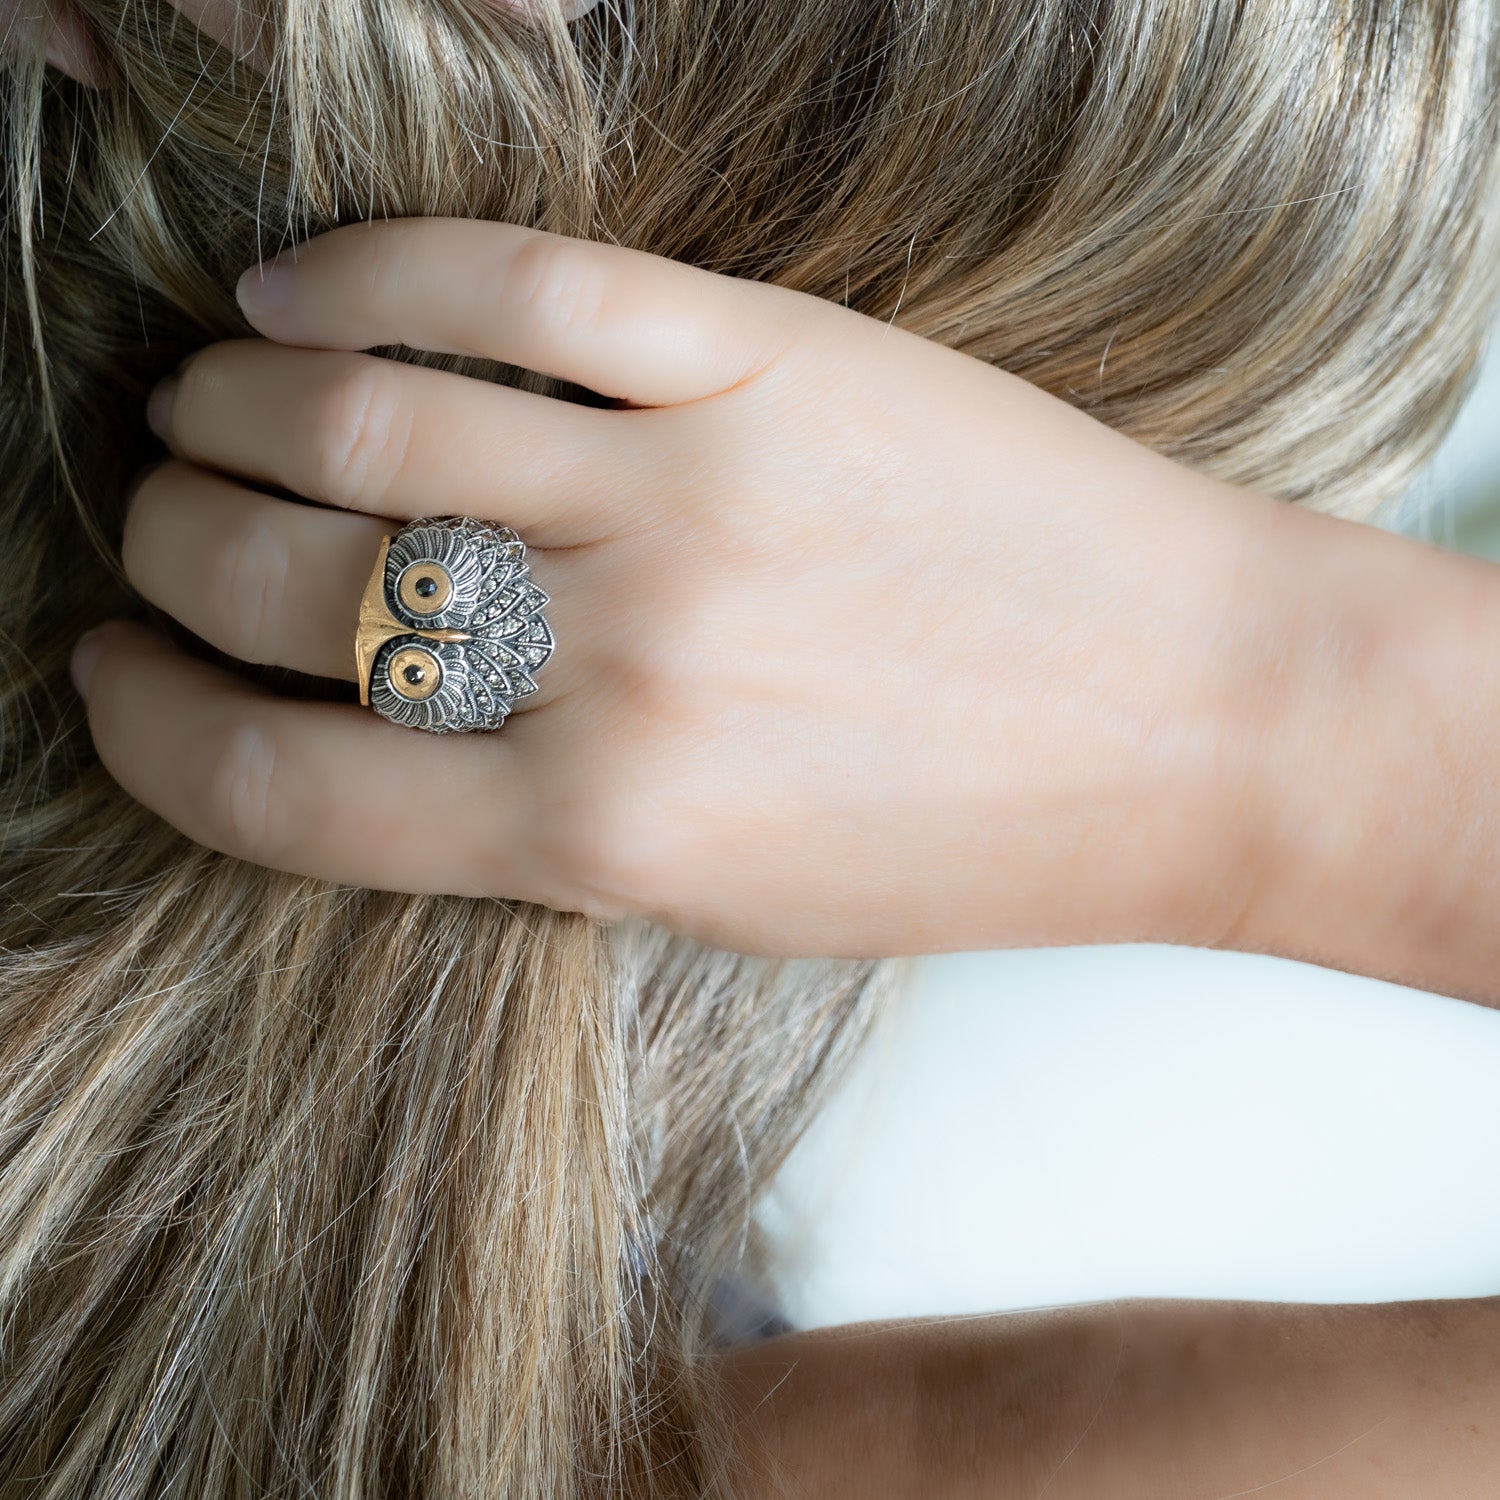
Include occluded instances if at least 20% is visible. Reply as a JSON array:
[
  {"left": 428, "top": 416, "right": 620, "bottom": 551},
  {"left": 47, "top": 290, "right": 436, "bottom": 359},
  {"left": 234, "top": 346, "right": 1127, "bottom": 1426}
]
[
  {"left": 719, "top": 1297, "right": 1500, "bottom": 1498},
  {"left": 68, "top": 216, "right": 1276, "bottom": 958},
  {"left": 54, "top": 214, "right": 1500, "bottom": 1003}
]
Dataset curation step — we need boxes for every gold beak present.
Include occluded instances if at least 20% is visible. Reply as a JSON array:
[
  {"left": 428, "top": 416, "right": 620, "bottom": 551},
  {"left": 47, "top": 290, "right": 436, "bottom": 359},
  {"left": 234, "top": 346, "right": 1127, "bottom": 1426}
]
[{"left": 355, "top": 536, "right": 472, "bottom": 705}]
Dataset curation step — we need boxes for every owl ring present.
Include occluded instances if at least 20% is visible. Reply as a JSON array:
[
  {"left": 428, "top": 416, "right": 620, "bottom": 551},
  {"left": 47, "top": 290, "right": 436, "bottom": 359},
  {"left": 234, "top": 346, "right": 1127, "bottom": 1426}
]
[{"left": 353, "top": 516, "right": 556, "bottom": 732}]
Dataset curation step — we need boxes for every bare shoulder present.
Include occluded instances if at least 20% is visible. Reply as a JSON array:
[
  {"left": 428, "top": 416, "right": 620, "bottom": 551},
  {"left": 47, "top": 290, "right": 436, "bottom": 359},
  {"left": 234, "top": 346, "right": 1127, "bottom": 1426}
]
[{"left": 715, "top": 1295, "right": 1500, "bottom": 1498}]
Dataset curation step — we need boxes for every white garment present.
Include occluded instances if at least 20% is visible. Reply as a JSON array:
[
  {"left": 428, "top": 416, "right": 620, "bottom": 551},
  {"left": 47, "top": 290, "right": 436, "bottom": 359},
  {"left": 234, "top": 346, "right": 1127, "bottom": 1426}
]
[{"left": 757, "top": 945, "right": 1500, "bottom": 1329}]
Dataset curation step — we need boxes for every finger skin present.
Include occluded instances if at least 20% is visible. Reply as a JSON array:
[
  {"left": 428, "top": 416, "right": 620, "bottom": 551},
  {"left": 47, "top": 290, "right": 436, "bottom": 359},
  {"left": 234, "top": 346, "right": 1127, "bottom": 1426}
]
[
  {"left": 123, "top": 461, "right": 390, "bottom": 682},
  {"left": 73, "top": 621, "right": 533, "bottom": 897},
  {"left": 149, "top": 339, "right": 657, "bottom": 545},
  {"left": 234, "top": 218, "right": 807, "bottom": 407},
  {"left": 121, "top": 459, "right": 581, "bottom": 708}
]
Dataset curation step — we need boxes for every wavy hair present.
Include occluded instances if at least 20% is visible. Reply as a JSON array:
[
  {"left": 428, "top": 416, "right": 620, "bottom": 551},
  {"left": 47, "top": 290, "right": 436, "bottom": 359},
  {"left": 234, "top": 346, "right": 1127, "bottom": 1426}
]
[{"left": 1, "top": 0, "right": 1496, "bottom": 1494}]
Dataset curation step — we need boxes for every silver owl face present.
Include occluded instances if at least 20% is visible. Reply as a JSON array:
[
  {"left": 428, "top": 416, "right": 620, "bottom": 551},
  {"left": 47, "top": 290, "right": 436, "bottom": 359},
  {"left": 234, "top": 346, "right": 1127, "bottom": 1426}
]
[{"left": 364, "top": 518, "right": 554, "bottom": 732}]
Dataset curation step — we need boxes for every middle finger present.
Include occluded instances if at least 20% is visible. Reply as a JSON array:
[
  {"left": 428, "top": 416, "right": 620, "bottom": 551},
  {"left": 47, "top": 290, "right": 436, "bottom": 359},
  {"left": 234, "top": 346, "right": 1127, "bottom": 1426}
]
[{"left": 149, "top": 338, "right": 663, "bottom": 548}]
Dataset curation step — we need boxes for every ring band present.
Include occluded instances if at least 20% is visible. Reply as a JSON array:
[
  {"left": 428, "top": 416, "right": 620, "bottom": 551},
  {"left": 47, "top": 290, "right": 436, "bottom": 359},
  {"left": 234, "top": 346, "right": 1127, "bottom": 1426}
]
[{"left": 354, "top": 516, "right": 555, "bottom": 732}]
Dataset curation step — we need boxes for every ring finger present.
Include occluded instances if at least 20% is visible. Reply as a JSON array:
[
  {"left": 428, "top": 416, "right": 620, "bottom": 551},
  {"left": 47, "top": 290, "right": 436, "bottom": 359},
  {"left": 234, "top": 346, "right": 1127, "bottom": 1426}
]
[{"left": 122, "top": 460, "right": 581, "bottom": 711}]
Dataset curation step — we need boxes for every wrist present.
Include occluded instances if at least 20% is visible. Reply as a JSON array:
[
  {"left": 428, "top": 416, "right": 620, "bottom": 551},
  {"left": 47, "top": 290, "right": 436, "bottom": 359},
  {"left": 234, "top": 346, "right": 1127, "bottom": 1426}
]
[{"left": 1209, "top": 494, "right": 1500, "bottom": 1001}]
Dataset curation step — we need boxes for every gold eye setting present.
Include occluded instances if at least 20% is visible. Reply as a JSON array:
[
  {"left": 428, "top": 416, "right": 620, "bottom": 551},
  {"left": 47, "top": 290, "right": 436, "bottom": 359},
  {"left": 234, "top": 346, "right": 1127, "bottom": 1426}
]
[
  {"left": 388, "top": 645, "right": 442, "bottom": 701},
  {"left": 358, "top": 519, "right": 552, "bottom": 731},
  {"left": 397, "top": 562, "right": 455, "bottom": 616}
]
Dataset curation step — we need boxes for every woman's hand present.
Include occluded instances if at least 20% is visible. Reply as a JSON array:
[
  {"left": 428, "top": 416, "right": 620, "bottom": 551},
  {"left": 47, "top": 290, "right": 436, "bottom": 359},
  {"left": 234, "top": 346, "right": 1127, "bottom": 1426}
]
[{"left": 73, "top": 216, "right": 1291, "bottom": 958}]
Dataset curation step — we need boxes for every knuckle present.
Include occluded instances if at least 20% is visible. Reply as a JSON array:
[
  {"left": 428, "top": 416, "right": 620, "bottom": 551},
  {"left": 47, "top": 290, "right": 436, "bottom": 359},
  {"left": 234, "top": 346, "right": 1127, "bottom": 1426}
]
[
  {"left": 507, "top": 234, "right": 611, "bottom": 344},
  {"left": 529, "top": 764, "right": 679, "bottom": 923},
  {"left": 218, "top": 513, "right": 290, "bottom": 664},
  {"left": 204, "top": 719, "right": 288, "bottom": 861},
  {"left": 307, "top": 357, "right": 410, "bottom": 510}
]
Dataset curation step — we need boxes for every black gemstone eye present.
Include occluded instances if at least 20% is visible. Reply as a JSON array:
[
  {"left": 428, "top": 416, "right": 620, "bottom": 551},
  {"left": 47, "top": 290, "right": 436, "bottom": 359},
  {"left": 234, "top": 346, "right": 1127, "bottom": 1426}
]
[
  {"left": 393, "top": 558, "right": 455, "bottom": 618},
  {"left": 403, "top": 664, "right": 426, "bottom": 685}
]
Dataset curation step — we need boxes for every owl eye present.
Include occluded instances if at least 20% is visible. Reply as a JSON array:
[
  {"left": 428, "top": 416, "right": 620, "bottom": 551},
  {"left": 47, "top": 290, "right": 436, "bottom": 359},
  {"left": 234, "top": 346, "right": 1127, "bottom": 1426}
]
[
  {"left": 387, "top": 645, "right": 443, "bottom": 700},
  {"left": 396, "top": 562, "right": 455, "bottom": 616}
]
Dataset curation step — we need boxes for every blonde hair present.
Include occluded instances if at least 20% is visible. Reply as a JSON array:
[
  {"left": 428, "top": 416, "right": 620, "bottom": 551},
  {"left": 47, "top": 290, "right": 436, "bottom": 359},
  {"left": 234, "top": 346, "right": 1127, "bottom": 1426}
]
[{"left": 1, "top": 0, "right": 1496, "bottom": 1494}]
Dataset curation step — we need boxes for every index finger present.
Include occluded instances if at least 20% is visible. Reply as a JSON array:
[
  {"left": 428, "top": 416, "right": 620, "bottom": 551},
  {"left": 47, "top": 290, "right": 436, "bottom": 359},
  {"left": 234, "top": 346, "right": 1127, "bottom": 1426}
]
[{"left": 234, "top": 217, "right": 806, "bottom": 407}]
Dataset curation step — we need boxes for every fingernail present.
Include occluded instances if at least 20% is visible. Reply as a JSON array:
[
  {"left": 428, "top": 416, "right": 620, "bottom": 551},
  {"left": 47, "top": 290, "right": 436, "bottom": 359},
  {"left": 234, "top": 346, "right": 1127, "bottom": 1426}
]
[
  {"left": 236, "top": 257, "right": 295, "bottom": 317},
  {"left": 70, "top": 625, "right": 114, "bottom": 699},
  {"left": 146, "top": 375, "right": 178, "bottom": 440}
]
